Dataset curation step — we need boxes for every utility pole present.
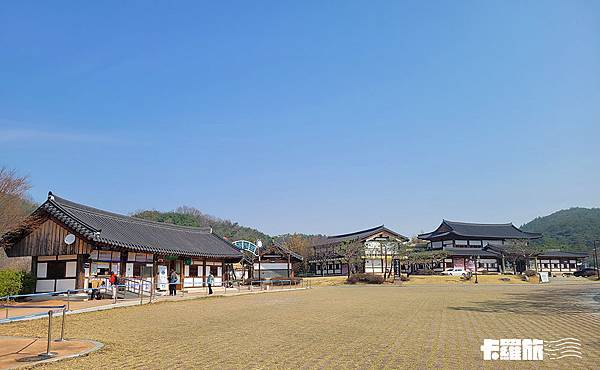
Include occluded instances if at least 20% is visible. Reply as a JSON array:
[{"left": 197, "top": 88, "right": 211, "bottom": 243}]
[{"left": 594, "top": 240, "right": 599, "bottom": 280}]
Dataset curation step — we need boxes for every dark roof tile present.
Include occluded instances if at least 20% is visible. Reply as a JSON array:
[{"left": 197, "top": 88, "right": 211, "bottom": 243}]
[
  {"left": 42, "top": 193, "right": 242, "bottom": 259},
  {"left": 419, "top": 220, "right": 542, "bottom": 240}
]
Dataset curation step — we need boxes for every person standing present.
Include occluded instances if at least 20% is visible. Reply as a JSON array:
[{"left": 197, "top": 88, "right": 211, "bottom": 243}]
[
  {"left": 169, "top": 269, "right": 178, "bottom": 296},
  {"left": 109, "top": 271, "right": 119, "bottom": 300},
  {"left": 207, "top": 271, "right": 214, "bottom": 295}
]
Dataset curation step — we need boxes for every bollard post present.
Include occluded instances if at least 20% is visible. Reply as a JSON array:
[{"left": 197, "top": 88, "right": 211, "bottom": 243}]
[
  {"left": 67, "top": 290, "right": 71, "bottom": 311},
  {"left": 5, "top": 296, "right": 9, "bottom": 319},
  {"left": 46, "top": 310, "right": 53, "bottom": 356},
  {"left": 139, "top": 283, "right": 143, "bottom": 306},
  {"left": 59, "top": 307, "right": 66, "bottom": 341}
]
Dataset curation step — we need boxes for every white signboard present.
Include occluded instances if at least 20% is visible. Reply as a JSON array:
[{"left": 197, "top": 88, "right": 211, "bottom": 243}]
[
  {"left": 126, "top": 263, "right": 134, "bottom": 277},
  {"left": 539, "top": 271, "right": 550, "bottom": 283},
  {"left": 253, "top": 263, "right": 289, "bottom": 270},
  {"left": 157, "top": 265, "right": 168, "bottom": 290}
]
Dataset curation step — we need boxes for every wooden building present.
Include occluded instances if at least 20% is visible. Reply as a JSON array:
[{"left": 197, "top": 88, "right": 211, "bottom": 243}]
[
  {"left": 253, "top": 243, "right": 303, "bottom": 280},
  {"left": 416, "top": 220, "right": 588, "bottom": 275},
  {"left": 0, "top": 192, "right": 242, "bottom": 293},
  {"left": 531, "top": 251, "right": 588, "bottom": 276},
  {"left": 418, "top": 220, "right": 543, "bottom": 273},
  {"left": 309, "top": 225, "right": 408, "bottom": 276}
]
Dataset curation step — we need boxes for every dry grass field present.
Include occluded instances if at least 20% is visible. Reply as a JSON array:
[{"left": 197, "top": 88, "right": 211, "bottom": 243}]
[{"left": 1, "top": 284, "right": 599, "bottom": 369}]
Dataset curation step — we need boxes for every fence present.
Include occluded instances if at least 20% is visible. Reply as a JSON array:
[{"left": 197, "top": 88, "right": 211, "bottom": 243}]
[
  {"left": 0, "top": 304, "right": 67, "bottom": 357},
  {"left": 1, "top": 281, "right": 153, "bottom": 321},
  {"left": 1, "top": 278, "right": 311, "bottom": 322}
]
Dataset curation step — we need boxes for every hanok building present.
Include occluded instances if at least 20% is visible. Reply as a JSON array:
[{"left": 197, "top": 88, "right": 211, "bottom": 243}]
[
  {"left": 309, "top": 225, "right": 408, "bottom": 276},
  {"left": 530, "top": 251, "right": 588, "bottom": 276},
  {"left": 254, "top": 243, "right": 303, "bottom": 280},
  {"left": 0, "top": 192, "right": 243, "bottom": 293},
  {"left": 418, "top": 220, "right": 542, "bottom": 273}
]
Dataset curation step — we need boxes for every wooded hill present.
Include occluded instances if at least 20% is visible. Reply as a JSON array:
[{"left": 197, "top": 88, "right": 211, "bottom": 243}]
[
  {"left": 521, "top": 207, "right": 600, "bottom": 252},
  {"left": 131, "top": 206, "right": 272, "bottom": 246}
]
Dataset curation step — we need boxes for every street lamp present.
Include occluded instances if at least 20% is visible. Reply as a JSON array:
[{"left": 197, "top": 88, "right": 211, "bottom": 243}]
[
  {"left": 257, "top": 240, "right": 262, "bottom": 289},
  {"left": 474, "top": 255, "right": 479, "bottom": 284}
]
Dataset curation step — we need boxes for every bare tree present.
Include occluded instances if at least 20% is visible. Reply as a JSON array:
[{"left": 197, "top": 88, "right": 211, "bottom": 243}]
[
  {"left": 281, "top": 234, "right": 311, "bottom": 273},
  {"left": 502, "top": 239, "right": 539, "bottom": 274},
  {"left": 0, "top": 167, "right": 34, "bottom": 270},
  {"left": 338, "top": 240, "right": 365, "bottom": 278},
  {"left": 0, "top": 167, "right": 32, "bottom": 236}
]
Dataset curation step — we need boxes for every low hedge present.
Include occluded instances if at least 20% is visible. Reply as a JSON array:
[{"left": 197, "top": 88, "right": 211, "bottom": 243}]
[
  {"left": 0, "top": 269, "right": 35, "bottom": 297},
  {"left": 347, "top": 273, "right": 384, "bottom": 284},
  {"left": 413, "top": 269, "right": 436, "bottom": 275}
]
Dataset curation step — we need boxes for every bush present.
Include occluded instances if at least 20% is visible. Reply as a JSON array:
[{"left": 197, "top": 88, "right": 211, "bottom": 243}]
[
  {"left": 0, "top": 269, "right": 34, "bottom": 297},
  {"left": 399, "top": 275, "right": 410, "bottom": 282},
  {"left": 524, "top": 270, "right": 537, "bottom": 277},
  {"left": 346, "top": 273, "right": 384, "bottom": 284},
  {"left": 21, "top": 272, "right": 35, "bottom": 294},
  {"left": 413, "top": 269, "right": 436, "bottom": 275}
]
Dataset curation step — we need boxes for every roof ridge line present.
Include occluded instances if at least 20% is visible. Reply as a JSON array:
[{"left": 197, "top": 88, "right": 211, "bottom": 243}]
[
  {"left": 327, "top": 225, "right": 385, "bottom": 239},
  {"left": 444, "top": 220, "right": 513, "bottom": 226}
]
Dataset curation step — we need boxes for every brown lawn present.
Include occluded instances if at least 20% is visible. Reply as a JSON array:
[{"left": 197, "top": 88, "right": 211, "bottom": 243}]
[{"left": 0, "top": 284, "right": 598, "bottom": 369}]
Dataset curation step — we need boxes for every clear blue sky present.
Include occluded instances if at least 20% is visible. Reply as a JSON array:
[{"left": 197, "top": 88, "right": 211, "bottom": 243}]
[{"left": 1, "top": 1, "right": 599, "bottom": 237}]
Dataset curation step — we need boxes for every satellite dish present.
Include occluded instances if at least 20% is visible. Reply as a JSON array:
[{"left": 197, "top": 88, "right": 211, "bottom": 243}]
[
  {"left": 64, "top": 234, "right": 76, "bottom": 245},
  {"left": 256, "top": 240, "right": 263, "bottom": 248}
]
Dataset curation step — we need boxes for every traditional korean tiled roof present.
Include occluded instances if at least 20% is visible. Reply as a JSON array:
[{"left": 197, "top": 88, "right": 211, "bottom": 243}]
[
  {"left": 262, "top": 243, "right": 304, "bottom": 261},
  {"left": 418, "top": 220, "right": 542, "bottom": 241},
  {"left": 7, "top": 192, "right": 243, "bottom": 259},
  {"left": 536, "top": 251, "right": 588, "bottom": 258},
  {"left": 312, "top": 225, "right": 408, "bottom": 247}
]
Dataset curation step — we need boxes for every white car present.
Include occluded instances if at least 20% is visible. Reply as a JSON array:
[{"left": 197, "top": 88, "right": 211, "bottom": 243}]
[{"left": 441, "top": 268, "right": 468, "bottom": 276}]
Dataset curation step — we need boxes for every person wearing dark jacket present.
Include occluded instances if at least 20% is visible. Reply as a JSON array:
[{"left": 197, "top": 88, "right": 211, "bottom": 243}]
[{"left": 169, "top": 269, "right": 179, "bottom": 296}]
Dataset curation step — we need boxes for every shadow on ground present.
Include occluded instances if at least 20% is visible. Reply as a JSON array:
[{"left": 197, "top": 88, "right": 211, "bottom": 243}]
[{"left": 449, "top": 287, "right": 600, "bottom": 315}]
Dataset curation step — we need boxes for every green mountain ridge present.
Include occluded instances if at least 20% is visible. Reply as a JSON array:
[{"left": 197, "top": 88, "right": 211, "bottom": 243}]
[
  {"left": 131, "top": 206, "right": 600, "bottom": 254},
  {"left": 131, "top": 206, "right": 272, "bottom": 246},
  {"left": 521, "top": 207, "right": 600, "bottom": 252}
]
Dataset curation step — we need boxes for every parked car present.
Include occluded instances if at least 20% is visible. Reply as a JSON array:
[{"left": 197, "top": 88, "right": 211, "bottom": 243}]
[
  {"left": 573, "top": 268, "right": 599, "bottom": 277},
  {"left": 441, "top": 268, "right": 467, "bottom": 277}
]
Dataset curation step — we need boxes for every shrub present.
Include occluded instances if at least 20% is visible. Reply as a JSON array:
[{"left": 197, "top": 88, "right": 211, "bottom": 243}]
[
  {"left": 399, "top": 275, "right": 410, "bottom": 282},
  {"left": 0, "top": 269, "right": 34, "bottom": 297},
  {"left": 21, "top": 272, "right": 35, "bottom": 294},
  {"left": 413, "top": 269, "right": 436, "bottom": 275},
  {"left": 346, "top": 273, "right": 384, "bottom": 284},
  {"left": 524, "top": 270, "right": 537, "bottom": 277}
]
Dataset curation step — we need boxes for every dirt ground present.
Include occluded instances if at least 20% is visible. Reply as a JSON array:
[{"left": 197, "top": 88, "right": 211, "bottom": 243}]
[{"left": 0, "top": 284, "right": 598, "bottom": 369}]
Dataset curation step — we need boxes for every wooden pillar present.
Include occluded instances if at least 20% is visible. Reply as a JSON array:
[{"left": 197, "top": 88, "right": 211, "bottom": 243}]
[
  {"left": 287, "top": 253, "right": 291, "bottom": 278},
  {"left": 202, "top": 259, "right": 207, "bottom": 287},
  {"left": 76, "top": 254, "right": 86, "bottom": 290}
]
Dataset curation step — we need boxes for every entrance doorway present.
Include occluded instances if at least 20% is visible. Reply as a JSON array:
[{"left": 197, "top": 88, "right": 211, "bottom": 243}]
[{"left": 168, "top": 259, "right": 183, "bottom": 290}]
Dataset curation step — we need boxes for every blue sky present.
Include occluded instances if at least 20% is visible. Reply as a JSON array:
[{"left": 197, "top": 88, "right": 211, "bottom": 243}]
[{"left": 1, "top": 1, "right": 599, "bottom": 236}]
